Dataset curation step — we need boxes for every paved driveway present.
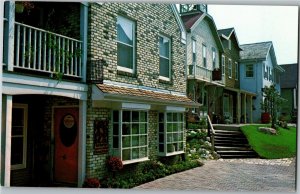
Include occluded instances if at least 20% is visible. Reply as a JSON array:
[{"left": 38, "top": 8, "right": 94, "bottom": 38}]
[{"left": 134, "top": 158, "right": 296, "bottom": 192}]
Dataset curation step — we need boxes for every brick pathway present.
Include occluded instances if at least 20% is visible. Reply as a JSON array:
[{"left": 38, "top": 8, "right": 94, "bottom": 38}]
[{"left": 134, "top": 158, "right": 296, "bottom": 192}]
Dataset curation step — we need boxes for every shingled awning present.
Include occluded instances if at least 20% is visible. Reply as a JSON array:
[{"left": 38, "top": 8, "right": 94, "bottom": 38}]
[{"left": 93, "top": 83, "right": 200, "bottom": 108}]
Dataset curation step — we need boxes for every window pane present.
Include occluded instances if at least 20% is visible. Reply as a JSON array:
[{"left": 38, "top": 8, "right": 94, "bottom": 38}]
[
  {"left": 113, "top": 111, "right": 119, "bottom": 122},
  {"left": 12, "top": 108, "right": 24, "bottom": 126},
  {"left": 122, "top": 136, "right": 131, "bottom": 148},
  {"left": 122, "top": 124, "right": 130, "bottom": 135},
  {"left": 113, "top": 124, "right": 119, "bottom": 135},
  {"left": 173, "top": 133, "right": 178, "bottom": 141},
  {"left": 117, "top": 16, "right": 133, "bottom": 45},
  {"left": 122, "top": 149, "right": 131, "bottom": 161},
  {"left": 113, "top": 137, "right": 119, "bottom": 148},
  {"left": 140, "top": 112, "right": 147, "bottom": 122},
  {"left": 178, "top": 113, "right": 183, "bottom": 122},
  {"left": 159, "top": 57, "right": 169, "bottom": 78},
  {"left": 159, "top": 36, "right": 169, "bottom": 58},
  {"left": 123, "top": 111, "right": 131, "bottom": 122},
  {"left": 132, "top": 148, "right": 139, "bottom": 159},
  {"left": 159, "top": 113, "right": 164, "bottom": 122},
  {"left": 173, "top": 123, "right": 178, "bottom": 131},
  {"left": 117, "top": 43, "right": 133, "bottom": 69},
  {"left": 159, "top": 123, "right": 164, "bottom": 133},
  {"left": 178, "top": 133, "right": 183, "bottom": 141},
  {"left": 12, "top": 127, "right": 23, "bottom": 136},
  {"left": 159, "top": 134, "right": 164, "bottom": 143},
  {"left": 140, "top": 123, "right": 147, "bottom": 134},
  {"left": 11, "top": 137, "right": 23, "bottom": 165},
  {"left": 167, "top": 144, "right": 174, "bottom": 153},
  {"left": 173, "top": 113, "right": 178, "bottom": 122},
  {"left": 140, "top": 135, "right": 147, "bottom": 146},
  {"left": 132, "top": 111, "right": 139, "bottom": 122},
  {"left": 167, "top": 113, "right": 172, "bottom": 122},
  {"left": 132, "top": 136, "right": 139, "bottom": 147},
  {"left": 132, "top": 124, "right": 139, "bottom": 134},
  {"left": 167, "top": 123, "right": 172, "bottom": 132},
  {"left": 159, "top": 144, "right": 164, "bottom": 152},
  {"left": 167, "top": 134, "right": 173, "bottom": 142}
]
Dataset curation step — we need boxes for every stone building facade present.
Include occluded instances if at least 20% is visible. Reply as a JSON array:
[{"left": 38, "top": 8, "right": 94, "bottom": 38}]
[{"left": 86, "top": 3, "right": 198, "bottom": 179}]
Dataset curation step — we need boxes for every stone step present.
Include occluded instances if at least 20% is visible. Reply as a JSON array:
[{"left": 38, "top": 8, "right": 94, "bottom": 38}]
[
  {"left": 215, "top": 146, "right": 252, "bottom": 151},
  {"left": 219, "top": 154, "right": 258, "bottom": 159}
]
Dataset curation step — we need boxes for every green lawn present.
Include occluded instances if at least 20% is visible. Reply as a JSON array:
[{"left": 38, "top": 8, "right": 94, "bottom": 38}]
[{"left": 240, "top": 125, "right": 296, "bottom": 159}]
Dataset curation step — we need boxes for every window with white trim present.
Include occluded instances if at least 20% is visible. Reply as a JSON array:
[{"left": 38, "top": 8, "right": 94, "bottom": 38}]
[
  {"left": 228, "top": 59, "right": 232, "bottom": 78},
  {"left": 192, "top": 39, "right": 196, "bottom": 63},
  {"left": 212, "top": 48, "right": 216, "bottom": 69},
  {"left": 222, "top": 55, "right": 225, "bottom": 75},
  {"left": 202, "top": 44, "right": 206, "bottom": 67},
  {"left": 158, "top": 112, "right": 184, "bottom": 156},
  {"left": 117, "top": 16, "right": 135, "bottom": 73},
  {"left": 245, "top": 64, "right": 254, "bottom": 78},
  {"left": 11, "top": 104, "right": 28, "bottom": 170},
  {"left": 159, "top": 35, "right": 171, "bottom": 81},
  {"left": 112, "top": 110, "right": 148, "bottom": 164},
  {"left": 235, "top": 62, "right": 238, "bottom": 80}
]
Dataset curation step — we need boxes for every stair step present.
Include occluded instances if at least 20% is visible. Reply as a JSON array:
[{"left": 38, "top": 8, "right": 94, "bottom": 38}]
[
  {"left": 220, "top": 155, "right": 258, "bottom": 159},
  {"left": 217, "top": 150, "right": 256, "bottom": 154},
  {"left": 214, "top": 129, "right": 243, "bottom": 134},
  {"left": 215, "top": 146, "right": 252, "bottom": 151}
]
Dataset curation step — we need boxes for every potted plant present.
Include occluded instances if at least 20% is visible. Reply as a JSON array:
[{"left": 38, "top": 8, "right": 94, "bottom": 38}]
[
  {"left": 15, "top": 2, "right": 34, "bottom": 14},
  {"left": 212, "top": 68, "right": 222, "bottom": 80}
]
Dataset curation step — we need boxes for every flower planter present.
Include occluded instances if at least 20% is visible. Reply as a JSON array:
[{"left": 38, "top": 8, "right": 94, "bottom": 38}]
[
  {"left": 261, "top": 112, "right": 271, "bottom": 123},
  {"left": 212, "top": 69, "right": 222, "bottom": 80}
]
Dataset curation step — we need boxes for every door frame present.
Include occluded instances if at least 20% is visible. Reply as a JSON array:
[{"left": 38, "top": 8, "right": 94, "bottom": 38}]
[{"left": 51, "top": 105, "right": 79, "bottom": 184}]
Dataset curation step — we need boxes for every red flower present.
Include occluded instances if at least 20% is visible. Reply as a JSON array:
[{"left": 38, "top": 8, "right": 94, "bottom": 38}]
[
  {"left": 83, "top": 178, "right": 100, "bottom": 188},
  {"left": 107, "top": 156, "right": 123, "bottom": 171}
]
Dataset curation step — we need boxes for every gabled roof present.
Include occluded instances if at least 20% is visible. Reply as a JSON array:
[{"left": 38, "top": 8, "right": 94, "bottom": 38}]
[
  {"left": 240, "top": 41, "right": 273, "bottom": 61},
  {"left": 180, "top": 12, "right": 224, "bottom": 52},
  {"left": 181, "top": 12, "right": 204, "bottom": 30},
  {"left": 217, "top": 27, "right": 243, "bottom": 50},
  {"left": 280, "top": 63, "right": 298, "bottom": 88},
  {"left": 218, "top": 28, "right": 234, "bottom": 37}
]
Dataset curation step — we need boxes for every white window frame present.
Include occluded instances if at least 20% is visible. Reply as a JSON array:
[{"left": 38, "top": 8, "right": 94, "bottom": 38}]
[
  {"left": 235, "top": 62, "right": 238, "bottom": 80},
  {"left": 158, "top": 112, "right": 185, "bottom": 157},
  {"left": 228, "top": 58, "right": 232, "bottom": 78},
  {"left": 245, "top": 64, "right": 254, "bottom": 78},
  {"left": 11, "top": 103, "right": 28, "bottom": 170},
  {"left": 202, "top": 44, "right": 207, "bottom": 68},
  {"left": 192, "top": 39, "right": 196, "bottom": 64},
  {"left": 221, "top": 55, "right": 225, "bottom": 76},
  {"left": 116, "top": 16, "right": 136, "bottom": 74},
  {"left": 111, "top": 109, "right": 149, "bottom": 165},
  {"left": 159, "top": 35, "right": 171, "bottom": 81}
]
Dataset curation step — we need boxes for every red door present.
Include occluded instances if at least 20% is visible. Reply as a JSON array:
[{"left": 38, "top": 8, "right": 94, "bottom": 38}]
[{"left": 54, "top": 107, "right": 79, "bottom": 184}]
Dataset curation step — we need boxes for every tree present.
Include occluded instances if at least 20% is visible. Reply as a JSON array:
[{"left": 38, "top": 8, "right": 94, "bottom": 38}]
[{"left": 261, "top": 84, "right": 286, "bottom": 128}]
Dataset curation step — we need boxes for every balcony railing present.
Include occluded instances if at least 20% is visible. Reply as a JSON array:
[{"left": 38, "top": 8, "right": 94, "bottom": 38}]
[
  {"left": 13, "top": 22, "right": 83, "bottom": 78},
  {"left": 188, "top": 63, "right": 211, "bottom": 82}
]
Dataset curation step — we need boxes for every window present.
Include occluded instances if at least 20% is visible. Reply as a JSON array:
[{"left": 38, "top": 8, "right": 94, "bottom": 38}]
[
  {"left": 221, "top": 55, "right": 225, "bottom": 75},
  {"left": 235, "top": 62, "right": 238, "bottom": 80},
  {"left": 270, "top": 68, "right": 273, "bottom": 81},
  {"left": 212, "top": 48, "right": 216, "bottom": 69},
  {"left": 228, "top": 39, "right": 232, "bottom": 50},
  {"left": 11, "top": 104, "right": 28, "bottom": 170},
  {"left": 202, "top": 44, "right": 206, "bottom": 67},
  {"left": 245, "top": 64, "right": 254, "bottom": 78},
  {"left": 112, "top": 110, "right": 148, "bottom": 164},
  {"left": 159, "top": 35, "right": 171, "bottom": 81},
  {"left": 117, "top": 16, "right": 135, "bottom": 73},
  {"left": 263, "top": 64, "right": 268, "bottom": 79},
  {"left": 228, "top": 59, "right": 232, "bottom": 78},
  {"left": 158, "top": 112, "right": 184, "bottom": 156},
  {"left": 192, "top": 39, "right": 196, "bottom": 63}
]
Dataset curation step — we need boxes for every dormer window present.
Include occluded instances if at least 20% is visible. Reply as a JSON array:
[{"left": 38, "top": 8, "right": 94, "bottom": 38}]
[
  {"left": 179, "top": 4, "right": 207, "bottom": 14},
  {"left": 228, "top": 39, "right": 232, "bottom": 50}
]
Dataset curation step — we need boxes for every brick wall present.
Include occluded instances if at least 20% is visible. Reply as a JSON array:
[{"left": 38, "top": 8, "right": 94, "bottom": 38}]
[{"left": 88, "top": 3, "right": 186, "bottom": 93}]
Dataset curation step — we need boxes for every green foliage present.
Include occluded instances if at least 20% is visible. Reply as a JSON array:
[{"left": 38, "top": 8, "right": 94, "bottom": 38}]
[
  {"left": 100, "top": 160, "right": 202, "bottom": 188},
  {"left": 241, "top": 125, "right": 296, "bottom": 159}
]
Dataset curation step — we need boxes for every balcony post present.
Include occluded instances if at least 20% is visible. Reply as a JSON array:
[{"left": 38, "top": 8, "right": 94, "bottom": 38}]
[
  {"left": 80, "top": 2, "right": 88, "bottom": 82},
  {"left": 4, "top": 1, "right": 15, "bottom": 71}
]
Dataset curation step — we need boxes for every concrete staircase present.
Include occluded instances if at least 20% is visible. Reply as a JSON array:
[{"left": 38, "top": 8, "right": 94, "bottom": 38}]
[{"left": 213, "top": 125, "right": 259, "bottom": 159}]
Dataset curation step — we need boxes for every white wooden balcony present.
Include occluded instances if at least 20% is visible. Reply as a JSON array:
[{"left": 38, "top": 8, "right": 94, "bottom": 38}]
[
  {"left": 188, "top": 63, "right": 225, "bottom": 85},
  {"left": 11, "top": 22, "right": 83, "bottom": 79}
]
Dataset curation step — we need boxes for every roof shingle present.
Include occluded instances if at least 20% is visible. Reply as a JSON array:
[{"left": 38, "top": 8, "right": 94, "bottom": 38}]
[
  {"left": 217, "top": 28, "right": 234, "bottom": 37},
  {"left": 96, "top": 84, "right": 198, "bottom": 105},
  {"left": 181, "top": 12, "right": 204, "bottom": 30},
  {"left": 240, "top": 41, "right": 272, "bottom": 60}
]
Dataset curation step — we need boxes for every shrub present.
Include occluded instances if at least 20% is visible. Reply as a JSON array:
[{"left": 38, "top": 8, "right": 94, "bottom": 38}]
[
  {"left": 107, "top": 156, "right": 123, "bottom": 171},
  {"left": 82, "top": 178, "right": 100, "bottom": 188}
]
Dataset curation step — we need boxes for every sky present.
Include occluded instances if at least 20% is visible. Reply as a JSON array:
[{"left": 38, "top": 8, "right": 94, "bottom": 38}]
[{"left": 207, "top": 5, "right": 298, "bottom": 65}]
